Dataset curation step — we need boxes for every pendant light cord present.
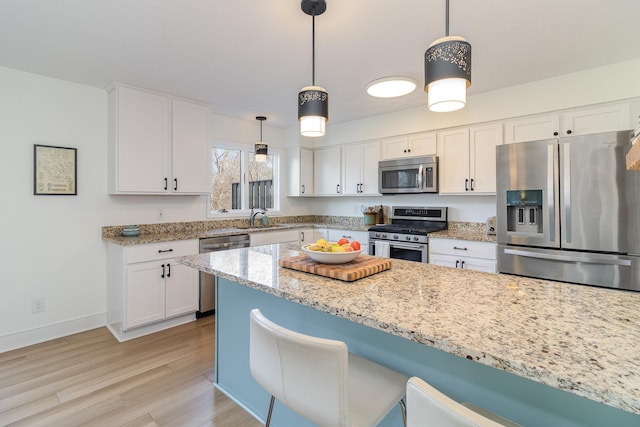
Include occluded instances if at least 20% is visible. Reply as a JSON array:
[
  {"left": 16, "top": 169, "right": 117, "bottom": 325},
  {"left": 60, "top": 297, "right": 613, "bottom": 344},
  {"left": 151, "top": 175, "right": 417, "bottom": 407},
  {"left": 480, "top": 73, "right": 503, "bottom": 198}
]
[
  {"left": 311, "top": 8, "right": 316, "bottom": 86},
  {"left": 445, "top": 0, "right": 449, "bottom": 36}
]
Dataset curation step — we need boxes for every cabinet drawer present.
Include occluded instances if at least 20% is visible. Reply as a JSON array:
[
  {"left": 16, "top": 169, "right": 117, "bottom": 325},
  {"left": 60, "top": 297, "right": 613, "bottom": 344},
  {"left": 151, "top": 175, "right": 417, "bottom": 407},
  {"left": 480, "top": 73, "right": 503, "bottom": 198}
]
[
  {"left": 429, "top": 238, "right": 496, "bottom": 260},
  {"left": 126, "top": 240, "right": 198, "bottom": 264}
]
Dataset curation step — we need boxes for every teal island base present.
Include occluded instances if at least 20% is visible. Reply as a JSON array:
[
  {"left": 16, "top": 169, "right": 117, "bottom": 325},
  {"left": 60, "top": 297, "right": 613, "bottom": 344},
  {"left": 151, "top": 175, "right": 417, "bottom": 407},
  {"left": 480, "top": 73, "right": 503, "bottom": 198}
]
[{"left": 214, "top": 277, "right": 639, "bottom": 427}]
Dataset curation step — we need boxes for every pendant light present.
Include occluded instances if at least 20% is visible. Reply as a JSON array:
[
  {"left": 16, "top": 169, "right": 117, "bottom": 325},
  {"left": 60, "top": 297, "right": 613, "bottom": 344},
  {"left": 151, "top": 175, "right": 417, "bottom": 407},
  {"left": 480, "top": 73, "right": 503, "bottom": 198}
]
[
  {"left": 298, "top": 0, "right": 328, "bottom": 137},
  {"left": 424, "top": 0, "right": 471, "bottom": 112},
  {"left": 254, "top": 116, "right": 268, "bottom": 162}
]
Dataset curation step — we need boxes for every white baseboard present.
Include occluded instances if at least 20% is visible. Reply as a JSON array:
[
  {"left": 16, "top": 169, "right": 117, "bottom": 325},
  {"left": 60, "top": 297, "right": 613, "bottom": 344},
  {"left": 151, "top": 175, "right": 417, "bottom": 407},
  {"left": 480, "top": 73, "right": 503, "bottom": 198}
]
[{"left": 0, "top": 313, "right": 106, "bottom": 353}]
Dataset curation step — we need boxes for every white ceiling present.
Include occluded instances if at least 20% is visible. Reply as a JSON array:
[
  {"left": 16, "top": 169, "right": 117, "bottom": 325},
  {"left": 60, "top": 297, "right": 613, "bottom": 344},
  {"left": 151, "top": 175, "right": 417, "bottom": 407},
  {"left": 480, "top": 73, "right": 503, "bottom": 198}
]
[{"left": 1, "top": 0, "right": 639, "bottom": 129}]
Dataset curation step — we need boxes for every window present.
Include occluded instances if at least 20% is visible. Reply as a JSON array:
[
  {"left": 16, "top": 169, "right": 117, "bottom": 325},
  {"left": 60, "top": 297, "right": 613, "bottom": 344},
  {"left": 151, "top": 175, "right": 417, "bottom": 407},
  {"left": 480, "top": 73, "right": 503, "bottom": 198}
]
[{"left": 209, "top": 143, "right": 280, "bottom": 216}]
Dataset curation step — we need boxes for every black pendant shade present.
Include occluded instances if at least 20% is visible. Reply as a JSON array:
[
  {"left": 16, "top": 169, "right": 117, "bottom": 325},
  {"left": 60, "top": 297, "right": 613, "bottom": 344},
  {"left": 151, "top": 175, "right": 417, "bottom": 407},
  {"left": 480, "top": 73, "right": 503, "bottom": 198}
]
[{"left": 298, "top": 0, "right": 328, "bottom": 137}]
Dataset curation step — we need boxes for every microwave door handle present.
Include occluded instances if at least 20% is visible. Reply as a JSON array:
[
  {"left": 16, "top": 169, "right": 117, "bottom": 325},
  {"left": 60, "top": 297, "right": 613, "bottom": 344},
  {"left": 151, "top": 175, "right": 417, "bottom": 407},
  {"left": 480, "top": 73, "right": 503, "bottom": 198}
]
[{"left": 417, "top": 165, "right": 423, "bottom": 189}]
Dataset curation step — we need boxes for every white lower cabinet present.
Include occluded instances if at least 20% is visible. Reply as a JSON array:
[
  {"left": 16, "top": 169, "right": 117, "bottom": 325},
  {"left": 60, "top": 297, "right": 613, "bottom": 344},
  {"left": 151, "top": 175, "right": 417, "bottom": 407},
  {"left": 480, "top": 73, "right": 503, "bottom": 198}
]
[
  {"left": 298, "top": 228, "right": 315, "bottom": 246},
  {"left": 107, "top": 239, "right": 199, "bottom": 341},
  {"left": 429, "top": 238, "right": 497, "bottom": 273}
]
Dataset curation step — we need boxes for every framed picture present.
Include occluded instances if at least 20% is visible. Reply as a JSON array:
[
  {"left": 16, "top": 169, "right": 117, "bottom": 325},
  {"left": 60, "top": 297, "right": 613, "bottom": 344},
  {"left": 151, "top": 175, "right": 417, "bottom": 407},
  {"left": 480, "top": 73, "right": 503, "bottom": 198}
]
[{"left": 33, "top": 144, "right": 77, "bottom": 195}]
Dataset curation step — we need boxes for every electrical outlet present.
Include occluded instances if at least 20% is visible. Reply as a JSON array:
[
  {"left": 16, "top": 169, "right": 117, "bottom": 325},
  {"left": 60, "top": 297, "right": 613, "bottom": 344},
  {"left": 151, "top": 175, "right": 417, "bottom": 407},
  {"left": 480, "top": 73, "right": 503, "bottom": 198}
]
[
  {"left": 32, "top": 298, "right": 44, "bottom": 314},
  {"left": 157, "top": 209, "right": 166, "bottom": 220}
]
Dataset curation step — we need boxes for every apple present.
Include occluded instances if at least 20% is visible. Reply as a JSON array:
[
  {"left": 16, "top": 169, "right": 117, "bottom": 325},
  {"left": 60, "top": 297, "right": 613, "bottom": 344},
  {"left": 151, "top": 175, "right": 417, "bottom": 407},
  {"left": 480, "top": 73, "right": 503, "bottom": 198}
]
[
  {"left": 337, "top": 238, "right": 349, "bottom": 246},
  {"left": 350, "top": 241, "right": 361, "bottom": 251},
  {"left": 344, "top": 246, "right": 354, "bottom": 252}
]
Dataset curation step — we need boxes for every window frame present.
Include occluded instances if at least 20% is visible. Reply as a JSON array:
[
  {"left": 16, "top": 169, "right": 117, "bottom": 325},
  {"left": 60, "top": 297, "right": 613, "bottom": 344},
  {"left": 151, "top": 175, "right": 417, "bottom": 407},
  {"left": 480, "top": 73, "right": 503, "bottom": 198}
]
[{"left": 206, "top": 140, "right": 282, "bottom": 219}]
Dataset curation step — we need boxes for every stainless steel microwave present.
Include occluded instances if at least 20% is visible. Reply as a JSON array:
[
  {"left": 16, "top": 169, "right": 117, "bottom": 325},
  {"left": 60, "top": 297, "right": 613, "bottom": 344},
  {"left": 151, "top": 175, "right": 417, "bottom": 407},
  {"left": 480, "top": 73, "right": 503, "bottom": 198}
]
[{"left": 378, "top": 156, "right": 438, "bottom": 194}]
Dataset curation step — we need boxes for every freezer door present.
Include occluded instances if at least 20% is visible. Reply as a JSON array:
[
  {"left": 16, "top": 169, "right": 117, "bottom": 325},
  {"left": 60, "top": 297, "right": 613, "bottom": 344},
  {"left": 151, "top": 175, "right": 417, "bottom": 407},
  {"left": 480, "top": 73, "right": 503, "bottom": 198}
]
[
  {"left": 496, "top": 138, "right": 560, "bottom": 248},
  {"left": 559, "top": 130, "right": 640, "bottom": 253},
  {"left": 497, "top": 245, "right": 640, "bottom": 291}
]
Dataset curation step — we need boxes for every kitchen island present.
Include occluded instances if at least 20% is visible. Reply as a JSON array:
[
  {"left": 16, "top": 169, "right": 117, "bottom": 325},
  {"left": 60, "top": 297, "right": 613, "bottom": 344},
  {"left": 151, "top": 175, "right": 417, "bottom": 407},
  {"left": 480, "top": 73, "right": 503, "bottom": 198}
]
[{"left": 177, "top": 244, "right": 640, "bottom": 427}]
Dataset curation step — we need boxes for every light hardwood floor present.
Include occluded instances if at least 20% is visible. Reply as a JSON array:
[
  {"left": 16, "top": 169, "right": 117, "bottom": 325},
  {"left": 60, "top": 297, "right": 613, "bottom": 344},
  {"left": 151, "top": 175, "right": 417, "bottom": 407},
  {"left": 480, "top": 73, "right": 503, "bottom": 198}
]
[{"left": 0, "top": 317, "right": 262, "bottom": 426}]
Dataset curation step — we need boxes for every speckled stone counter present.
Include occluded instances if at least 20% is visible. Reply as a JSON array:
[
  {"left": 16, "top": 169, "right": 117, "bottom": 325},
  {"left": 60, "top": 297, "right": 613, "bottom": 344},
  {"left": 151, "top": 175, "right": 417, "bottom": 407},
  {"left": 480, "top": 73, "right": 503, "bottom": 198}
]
[
  {"left": 177, "top": 244, "right": 640, "bottom": 416},
  {"left": 430, "top": 221, "right": 497, "bottom": 243},
  {"left": 102, "top": 216, "right": 369, "bottom": 246}
]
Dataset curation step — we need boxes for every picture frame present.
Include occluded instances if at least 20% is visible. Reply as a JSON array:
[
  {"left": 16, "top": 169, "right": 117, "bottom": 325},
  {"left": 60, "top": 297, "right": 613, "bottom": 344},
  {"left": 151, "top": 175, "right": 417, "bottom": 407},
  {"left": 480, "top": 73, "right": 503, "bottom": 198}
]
[{"left": 33, "top": 144, "right": 77, "bottom": 195}]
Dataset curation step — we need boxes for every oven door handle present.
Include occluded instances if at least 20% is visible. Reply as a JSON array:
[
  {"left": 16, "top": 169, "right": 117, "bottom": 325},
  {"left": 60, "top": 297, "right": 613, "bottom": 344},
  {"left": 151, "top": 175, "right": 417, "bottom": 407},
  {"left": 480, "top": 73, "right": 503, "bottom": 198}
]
[{"left": 389, "top": 242, "right": 424, "bottom": 250}]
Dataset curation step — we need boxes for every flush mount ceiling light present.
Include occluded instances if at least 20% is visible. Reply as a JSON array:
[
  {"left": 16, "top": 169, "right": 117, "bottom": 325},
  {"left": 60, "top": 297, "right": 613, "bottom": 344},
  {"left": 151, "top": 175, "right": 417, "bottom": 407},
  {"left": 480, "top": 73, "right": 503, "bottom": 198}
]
[
  {"left": 366, "top": 77, "right": 417, "bottom": 98},
  {"left": 424, "top": 0, "right": 471, "bottom": 112},
  {"left": 298, "top": 0, "right": 328, "bottom": 137},
  {"left": 254, "top": 116, "right": 268, "bottom": 162}
]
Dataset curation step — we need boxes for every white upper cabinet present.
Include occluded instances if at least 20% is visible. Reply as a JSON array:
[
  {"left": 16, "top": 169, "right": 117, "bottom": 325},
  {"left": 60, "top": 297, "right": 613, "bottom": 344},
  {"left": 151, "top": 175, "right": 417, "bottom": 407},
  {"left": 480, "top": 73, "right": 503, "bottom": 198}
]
[
  {"left": 504, "top": 102, "right": 630, "bottom": 144},
  {"left": 437, "top": 123, "right": 503, "bottom": 195},
  {"left": 287, "top": 147, "right": 314, "bottom": 196},
  {"left": 171, "top": 99, "right": 212, "bottom": 194},
  {"left": 342, "top": 140, "right": 380, "bottom": 195},
  {"left": 314, "top": 146, "right": 342, "bottom": 195},
  {"left": 381, "top": 132, "right": 437, "bottom": 160},
  {"left": 108, "top": 83, "right": 212, "bottom": 195}
]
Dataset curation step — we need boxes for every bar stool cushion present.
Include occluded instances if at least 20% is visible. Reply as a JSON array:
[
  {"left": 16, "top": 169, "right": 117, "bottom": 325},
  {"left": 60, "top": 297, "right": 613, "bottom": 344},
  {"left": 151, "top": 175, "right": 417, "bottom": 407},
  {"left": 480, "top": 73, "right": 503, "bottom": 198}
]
[
  {"left": 407, "top": 376, "right": 521, "bottom": 427},
  {"left": 250, "top": 308, "right": 408, "bottom": 427}
]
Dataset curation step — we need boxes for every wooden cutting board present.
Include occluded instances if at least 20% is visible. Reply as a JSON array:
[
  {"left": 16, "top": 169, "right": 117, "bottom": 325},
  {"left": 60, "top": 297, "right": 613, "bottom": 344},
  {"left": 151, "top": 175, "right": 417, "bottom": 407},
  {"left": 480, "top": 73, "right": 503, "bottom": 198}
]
[{"left": 278, "top": 254, "right": 391, "bottom": 282}]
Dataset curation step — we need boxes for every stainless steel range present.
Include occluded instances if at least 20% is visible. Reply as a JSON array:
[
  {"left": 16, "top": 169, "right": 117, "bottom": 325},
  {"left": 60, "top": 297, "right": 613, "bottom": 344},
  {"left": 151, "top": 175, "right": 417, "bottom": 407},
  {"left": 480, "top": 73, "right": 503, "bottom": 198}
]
[{"left": 368, "top": 206, "right": 447, "bottom": 263}]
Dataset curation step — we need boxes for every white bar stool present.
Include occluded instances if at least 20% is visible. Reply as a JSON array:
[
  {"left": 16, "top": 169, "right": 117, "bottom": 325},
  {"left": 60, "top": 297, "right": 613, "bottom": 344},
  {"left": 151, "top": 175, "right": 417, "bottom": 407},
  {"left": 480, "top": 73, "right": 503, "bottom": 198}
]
[
  {"left": 249, "top": 308, "right": 408, "bottom": 427},
  {"left": 406, "top": 377, "right": 522, "bottom": 427}
]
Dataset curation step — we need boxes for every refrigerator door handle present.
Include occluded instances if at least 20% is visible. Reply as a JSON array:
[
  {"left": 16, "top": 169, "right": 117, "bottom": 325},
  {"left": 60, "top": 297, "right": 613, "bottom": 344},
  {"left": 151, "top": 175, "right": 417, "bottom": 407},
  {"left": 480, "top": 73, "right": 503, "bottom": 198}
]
[
  {"left": 504, "top": 248, "right": 632, "bottom": 266},
  {"left": 547, "top": 143, "right": 556, "bottom": 243},
  {"left": 563, "top": 142, "right": 571, "bottom": 244}
]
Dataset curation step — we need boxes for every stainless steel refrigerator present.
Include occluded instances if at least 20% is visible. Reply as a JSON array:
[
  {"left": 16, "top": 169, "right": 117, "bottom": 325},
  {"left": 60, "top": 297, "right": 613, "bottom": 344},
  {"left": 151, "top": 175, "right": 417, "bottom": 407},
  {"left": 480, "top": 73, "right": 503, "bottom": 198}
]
[{"left": 496, "top": 130, "right": 640, "bottom": 291}]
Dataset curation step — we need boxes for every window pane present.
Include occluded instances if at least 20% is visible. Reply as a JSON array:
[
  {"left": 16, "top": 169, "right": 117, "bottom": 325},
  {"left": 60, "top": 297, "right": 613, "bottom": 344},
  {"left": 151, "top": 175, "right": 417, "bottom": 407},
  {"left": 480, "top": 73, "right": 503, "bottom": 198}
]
[
  {"left": 248, "top": 154, "right": 274, "bottom": 209},
  {"left": 211, "top": 147, "right": 241, "bottom": 211}
]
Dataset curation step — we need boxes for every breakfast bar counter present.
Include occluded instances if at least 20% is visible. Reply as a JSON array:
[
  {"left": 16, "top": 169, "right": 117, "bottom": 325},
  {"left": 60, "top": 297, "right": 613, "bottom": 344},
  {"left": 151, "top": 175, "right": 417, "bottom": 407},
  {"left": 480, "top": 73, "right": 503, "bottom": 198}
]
[{"left": 177, "top": 244, "right": 640, "bottom": 426}]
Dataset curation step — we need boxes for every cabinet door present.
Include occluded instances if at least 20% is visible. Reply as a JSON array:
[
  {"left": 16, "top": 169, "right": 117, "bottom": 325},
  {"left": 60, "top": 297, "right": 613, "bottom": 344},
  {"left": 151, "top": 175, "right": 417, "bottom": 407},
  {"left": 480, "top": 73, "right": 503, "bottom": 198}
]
[
  {"left": 298, "top": 228, "right": 315, "bottom": 246},
  {"left": 381, "top": 136, "right": 409, "bottom": 159},
  {"left": 469, "top": 124, "right": 503, "bottom": 194},
  {"left": 460, "top": 257, "right": 497, "bottom": 273},
  {"left": 115, "top": 86, "right": 171, "bottom": 193},
  {"left": 126, "top": 262, "right": 165, "bottom": 328},
  {"left": 560, "top": 103, "right": 630, "bottom": 136},
  {"left": 314, "top": 147, "right": 341, "bottom": 195},
  {"left": 504, "top": 114, "right": 559, "bottom": 144},
  {"left": 429, "top": 253, "right": 460, "bottom": 268},
  {"left": 165, "top": 261, "right": 199, "bottom": 318},
  {"left": 172, "top": 99, "right": 211, "bottom": 194},
  {"left": 437, "top": 128, "right": 470, "bottom": 194},
  {"left": 342, "top": 144, "right": 364, "bottom": 195},
  {"left": 408, "top": 132, "right": 437, "bottom": 156},
  {"left": 287, "top": 148, "right": 314, "bottom": 196},
  {"left": 361, "top": 141, "right": 381, "bottom": 195}
]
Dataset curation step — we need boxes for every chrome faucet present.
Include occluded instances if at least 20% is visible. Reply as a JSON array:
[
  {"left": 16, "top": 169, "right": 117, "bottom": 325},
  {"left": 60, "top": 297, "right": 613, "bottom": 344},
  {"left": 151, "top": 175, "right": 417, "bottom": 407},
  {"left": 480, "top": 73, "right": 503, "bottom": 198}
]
[{"left": 249, "top": 207, "right": 267, "bottom": 226}]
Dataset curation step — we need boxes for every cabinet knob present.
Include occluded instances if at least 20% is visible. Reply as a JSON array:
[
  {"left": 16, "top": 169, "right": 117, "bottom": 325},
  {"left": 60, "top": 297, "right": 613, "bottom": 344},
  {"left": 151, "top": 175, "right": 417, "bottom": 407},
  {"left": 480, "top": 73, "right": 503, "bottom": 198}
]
[
  {"left": 403, "top": 149, "right": 407, "bottom": 153},
  {"left": 566, "top": 130, "right": 572, "bottom": 135},
  {"left": 553, "top": 132, "right": 559, "bottom": 136}
]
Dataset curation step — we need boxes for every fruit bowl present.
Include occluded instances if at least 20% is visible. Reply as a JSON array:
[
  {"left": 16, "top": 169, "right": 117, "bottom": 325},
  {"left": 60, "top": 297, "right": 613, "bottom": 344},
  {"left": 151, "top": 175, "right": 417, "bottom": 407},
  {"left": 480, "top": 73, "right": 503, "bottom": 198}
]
[{"left": 301, "top": 244, "right": 364, "bottom": 264}]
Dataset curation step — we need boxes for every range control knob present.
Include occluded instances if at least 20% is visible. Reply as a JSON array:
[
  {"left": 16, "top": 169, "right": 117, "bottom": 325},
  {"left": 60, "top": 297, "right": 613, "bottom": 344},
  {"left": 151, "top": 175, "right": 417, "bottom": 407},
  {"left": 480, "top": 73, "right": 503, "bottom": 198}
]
[
  {"left": 413, "top": 236, "right": 420, "bottom": 241},
  {"left": 405, "top": 236, "right": 411, "bottom": 241},
  {"left": 382, "top": 234, "right": 387, "bottom": 239},
  {"left": 393, "top": 235, "right": 399, "bottom": 240}
]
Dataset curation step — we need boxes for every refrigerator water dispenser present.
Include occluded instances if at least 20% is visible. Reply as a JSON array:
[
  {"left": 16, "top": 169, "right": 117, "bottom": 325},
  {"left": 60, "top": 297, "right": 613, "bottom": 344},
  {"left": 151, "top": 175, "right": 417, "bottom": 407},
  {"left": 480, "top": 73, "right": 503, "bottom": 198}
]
[{"left": 506, "top": 190, "right": 543, "bottom": 234}]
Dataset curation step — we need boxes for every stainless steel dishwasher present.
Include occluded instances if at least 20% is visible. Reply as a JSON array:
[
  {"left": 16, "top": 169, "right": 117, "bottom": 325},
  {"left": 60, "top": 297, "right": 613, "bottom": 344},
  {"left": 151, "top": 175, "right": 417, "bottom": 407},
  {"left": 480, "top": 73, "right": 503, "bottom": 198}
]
[{"left": 197, "top": 234, "right": 250, "bottom": 318}]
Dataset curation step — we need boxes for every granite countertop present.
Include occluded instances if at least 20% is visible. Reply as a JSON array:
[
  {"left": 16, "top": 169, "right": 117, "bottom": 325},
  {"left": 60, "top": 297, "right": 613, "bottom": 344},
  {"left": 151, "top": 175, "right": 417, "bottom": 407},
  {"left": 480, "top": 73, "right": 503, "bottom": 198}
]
[
  {"left": 102, "top": 218, "right": 494, "bottom": 246},
  {"left": 177, "top": 244, "right": 640, "bottom": 415}
]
